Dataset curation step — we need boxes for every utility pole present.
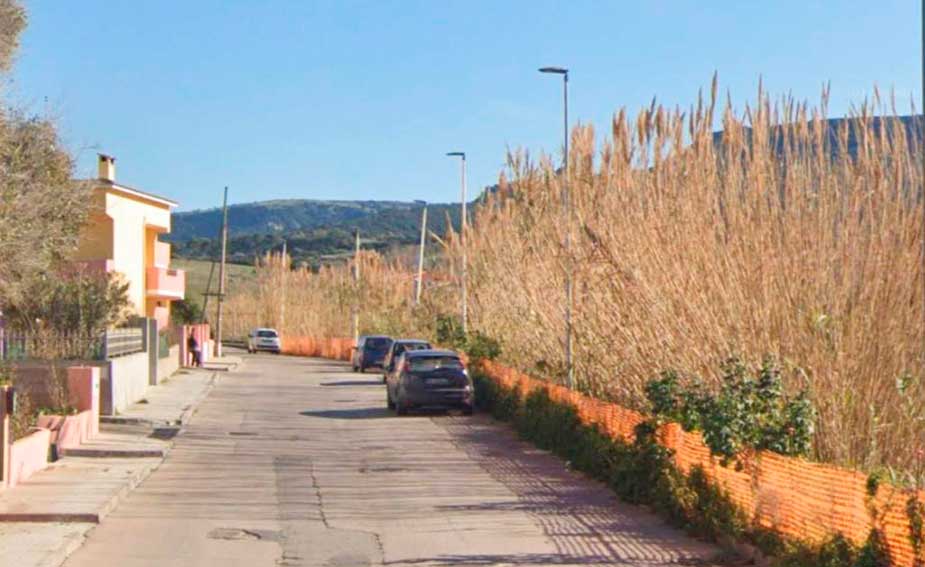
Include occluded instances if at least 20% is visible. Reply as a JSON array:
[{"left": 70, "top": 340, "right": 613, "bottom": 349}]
[
  {"left": 539, "top": 66, "right": 573, "bottom": 389},
  {"left": 921, "top": 0, "right": 925, "bottom": 365},
  {"left": 215, "top": 186, "right": 229, "bottom": 358},
  {"left": 446, "top": 152, "right": 468, "bottom": 336},
  {"left": 280, "top": 240, "right": 287, "bottom": 332},
  {"left": 351, "top": 229, "right": 360, "bottom": 344},
  {"left": 414, "top": 200, "right": 428, "bottom": 305}
]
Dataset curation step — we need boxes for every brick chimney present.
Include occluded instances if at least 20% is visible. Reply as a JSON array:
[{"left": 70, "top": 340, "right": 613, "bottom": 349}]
[{"left": 98, "top": 153, "right": 116, "bottom": 181}]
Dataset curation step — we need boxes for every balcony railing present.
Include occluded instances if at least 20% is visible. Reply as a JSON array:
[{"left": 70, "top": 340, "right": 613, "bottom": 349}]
[{"left": 146, "top": 266, "right": 185, "bottom": 300}]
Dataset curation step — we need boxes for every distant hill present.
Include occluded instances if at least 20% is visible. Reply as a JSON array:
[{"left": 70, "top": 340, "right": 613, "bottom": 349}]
[
  {"left": 712, "top": 115, "right": 923, "bottom": 155},
  {"left": 169, "top": 116, "right": 922, "bottom": 268},
  {"left": 167, "top": 199, "right": 465, "bottom": 267}
]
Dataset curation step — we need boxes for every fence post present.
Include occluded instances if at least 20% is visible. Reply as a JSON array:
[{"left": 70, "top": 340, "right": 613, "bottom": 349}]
[
  {"left": 0, "top": 385, "right": 11, "bottom": 488},
  {"left": 146, "top": 319, "right": 158, "bottom": 386}
]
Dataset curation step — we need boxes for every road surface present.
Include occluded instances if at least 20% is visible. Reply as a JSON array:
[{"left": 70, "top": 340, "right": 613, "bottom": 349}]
[{"left": 64, "top": 353, "right": 719, "bottom": 566}]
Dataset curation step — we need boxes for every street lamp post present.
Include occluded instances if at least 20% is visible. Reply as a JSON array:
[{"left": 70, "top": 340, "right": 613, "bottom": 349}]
[
  {"left": 539, "top": 66, "right": 573, "bottom": 390},
  {"left": 414, "top": 200, "right": 428, "bottom": 305},
  {"left": 446, "top": 151, "right": 468, "bottom": 336}
]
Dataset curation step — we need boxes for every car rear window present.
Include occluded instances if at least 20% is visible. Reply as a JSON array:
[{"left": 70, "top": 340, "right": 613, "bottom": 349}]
[
  {"left": 366, "top": 338, "right": 391, "bottom": 349},
  {"left": 396, "top": 342, "right": 431, "bottom": 355},
  {"left": 409, "top": 356, "right": 463, "bottom": 372},
  {"left": 257, "top": 330, "right": 278, "bottom": 338}
]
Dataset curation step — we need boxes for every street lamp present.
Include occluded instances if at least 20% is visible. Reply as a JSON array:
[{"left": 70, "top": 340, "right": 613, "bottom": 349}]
[
  {"left": 414, "top": 200, "right": 427, "bottom": 305},
  {"left": 446, "top": 151, "right": 468, "bottom": 336},
  {"left": 539, "top": 65, "right": 573, "bottom": 390}
]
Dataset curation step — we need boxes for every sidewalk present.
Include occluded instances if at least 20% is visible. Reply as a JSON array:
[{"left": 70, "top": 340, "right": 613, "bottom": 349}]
[{"left": 0, "top": 366, "right": 225, "bottom": 567}]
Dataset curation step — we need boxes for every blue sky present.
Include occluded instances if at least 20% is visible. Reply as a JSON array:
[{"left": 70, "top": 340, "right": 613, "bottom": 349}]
[{"left": 9, "top": 1, "right": 921, "bottom": 211}]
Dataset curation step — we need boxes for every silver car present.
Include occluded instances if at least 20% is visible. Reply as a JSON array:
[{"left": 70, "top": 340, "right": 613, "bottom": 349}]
[{"left": 247, "top": 328, "right": 281, "bottom": 353}]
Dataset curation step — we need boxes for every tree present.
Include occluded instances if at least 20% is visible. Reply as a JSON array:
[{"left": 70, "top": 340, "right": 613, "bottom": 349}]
[
  {"left": 3, "top": 270, "right": 132, "bottom": 336},
  {"left": 0, "top": 1, "right": 91, "bottom": 308}
]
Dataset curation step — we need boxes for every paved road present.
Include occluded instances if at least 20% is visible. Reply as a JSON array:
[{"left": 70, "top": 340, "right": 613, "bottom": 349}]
[{"left": 64, "top": 354, "right": 719, "bottom": 566}]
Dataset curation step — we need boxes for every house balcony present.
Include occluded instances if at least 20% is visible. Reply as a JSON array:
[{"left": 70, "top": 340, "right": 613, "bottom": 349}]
[
  {"left": 153, "top": 241, "right": 171, "bottom": 268},
  {"left": 146, "top": 266, "right": 185, "bottom": 300}
]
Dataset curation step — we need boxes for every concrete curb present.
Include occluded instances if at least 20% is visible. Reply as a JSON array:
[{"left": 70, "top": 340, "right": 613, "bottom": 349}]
[
  {"left": 59, "top": 447, "right": 168, "bottom": 459},
  {"left": 40, "top": 525, "right": 96, "bottom": 567},
  {"left": 178, "top": 371, "right": 219, "bottom": 426},
  {"left": 0, "top": 457, "right": 164, "bottom": 524}
]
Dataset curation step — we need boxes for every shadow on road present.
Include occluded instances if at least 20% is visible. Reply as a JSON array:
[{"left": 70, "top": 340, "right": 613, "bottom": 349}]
[
  {"left": 418, "top": 417, "right": 721, "bottom": 566},
  {"left": 299, "top": 407, "right": 392, "bottom": 420},
  {"left": 320, "top": 380, "right": 383, "bottom": 387}
]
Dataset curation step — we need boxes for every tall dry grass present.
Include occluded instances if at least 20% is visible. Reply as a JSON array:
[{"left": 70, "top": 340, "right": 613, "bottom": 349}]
[
  {"left": 226, "top": 82, "right": 923, "bottom": 476},
  {"left": 223, "top": 249, "right": 456, "bottom": 342},
  {"left": 454, "top": 83, "right": 924, "bottom": 475}
]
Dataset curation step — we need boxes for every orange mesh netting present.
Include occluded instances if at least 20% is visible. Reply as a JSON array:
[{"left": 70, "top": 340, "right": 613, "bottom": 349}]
[{"left": 283, "top": 338, "right": 924, "bottom": 566}]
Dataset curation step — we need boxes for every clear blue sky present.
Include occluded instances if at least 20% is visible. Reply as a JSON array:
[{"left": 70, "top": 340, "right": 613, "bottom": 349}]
[{"left": 9, "top": 1, "right": 921, "bottom": 211}]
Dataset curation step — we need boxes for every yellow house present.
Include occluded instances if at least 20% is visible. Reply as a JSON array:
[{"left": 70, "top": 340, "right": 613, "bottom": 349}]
[{"left": 73, "top": 154, "right": 185, "bottom": 330}]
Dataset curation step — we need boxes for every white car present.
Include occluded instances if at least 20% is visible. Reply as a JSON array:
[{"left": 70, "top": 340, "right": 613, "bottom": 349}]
[{"left": 247, "top": 328, "right": 281, "bottom": 354}]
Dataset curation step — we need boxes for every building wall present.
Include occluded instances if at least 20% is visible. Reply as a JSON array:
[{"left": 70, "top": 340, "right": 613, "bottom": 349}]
[
  {"left": 104, "top": 191, "right": 171, "bottom": 317},
  {"left": 73, "top": 197, "right": 113, "bottom": 263},
  {"left": 100, "top": 351, "right": 150, "bottom": 415}
]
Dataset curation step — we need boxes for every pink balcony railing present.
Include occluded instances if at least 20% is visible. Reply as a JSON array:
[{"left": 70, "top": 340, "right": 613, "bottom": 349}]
[{"left": 146, "top": 266, "right": 185, "bottom": 300}]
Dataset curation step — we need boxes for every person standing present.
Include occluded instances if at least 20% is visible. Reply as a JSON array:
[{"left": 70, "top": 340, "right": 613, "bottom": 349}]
[{"left": 187, "top": 330, "right": 202, "bottom": 367}]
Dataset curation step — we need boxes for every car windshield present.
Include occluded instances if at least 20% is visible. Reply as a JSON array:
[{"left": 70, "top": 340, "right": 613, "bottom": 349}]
[
  {"left": 396, "top": 342, "right": 431, "bottom": 355},
  {"left": 257, "top": 330, "right": 278, "bottom": 338},
  {"left": 366, "top": 338, "right": 391, "bottom": 350},
  {"left": 408, "top": 356, "right": 463, "bottom": 372}
]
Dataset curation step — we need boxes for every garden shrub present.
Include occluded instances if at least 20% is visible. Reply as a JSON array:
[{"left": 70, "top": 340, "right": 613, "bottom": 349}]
[{"left": 645, "top": 356, "right": 816, "bottom": 465}]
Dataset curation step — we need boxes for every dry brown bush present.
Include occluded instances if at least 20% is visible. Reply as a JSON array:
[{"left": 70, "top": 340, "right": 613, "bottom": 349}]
[
  {"left": 223, "top": 250, "right": 455, "bottom": 342},
  {"left": 454, "top": 82, "right": 923, "bottom": 474},
  {"left": 227, "top": 82, "right": 923, "bottom": 476}
]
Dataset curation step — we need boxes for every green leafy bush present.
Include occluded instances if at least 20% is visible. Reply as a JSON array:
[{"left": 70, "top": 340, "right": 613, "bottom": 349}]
[
  {"left": 645, "top": 357, "right": 816, "bottom": 465},
  {"left": 435, "top": 315, "right": 502, "bottom": 362},
  {"left": 474, "top": 370, "right": 878, "bottom": 567}
]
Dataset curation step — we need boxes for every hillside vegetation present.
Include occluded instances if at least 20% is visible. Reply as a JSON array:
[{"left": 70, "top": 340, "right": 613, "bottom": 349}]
[
  {"left": 168, "top": 199, "right": 465, "bottom": 267},
  {"left": 224, "top": 83, "right": 924, "bottom": 479}
]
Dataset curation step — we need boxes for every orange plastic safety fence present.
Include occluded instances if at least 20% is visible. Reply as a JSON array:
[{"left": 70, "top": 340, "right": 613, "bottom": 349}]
[
  {"left": 478, "top": 360, "right": 925, "bottom": 567},
  {"left": 281, "top": 336, "right": 354, "bottom": 362},
  {"left": 279, "top": 339, "right": 925, "bottom": 566}
]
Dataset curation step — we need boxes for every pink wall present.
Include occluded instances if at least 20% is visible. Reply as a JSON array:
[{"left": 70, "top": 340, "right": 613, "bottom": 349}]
[
  {"left": 146, "top": 266, "right": 185, "bottom": 299},
  {"left": 152, "top": 305, "right": 169, "bottom": 331},
  {"left": 8, "top": 428, "right": 50, "bottom": 488},
  {"left": 35, "top": 411, "right": 91, "bottom": 451},
  {"left": 67, "top": 366, "right": 100, "bottom": 438},
  {"left": 179, "top": 324, "right": 212, "bottom": 366},
  {"left": 153, "top": 240, "right": 171, "bottom": 268}
]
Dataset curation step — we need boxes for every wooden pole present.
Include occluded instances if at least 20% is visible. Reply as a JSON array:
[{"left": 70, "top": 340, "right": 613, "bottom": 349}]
[
  {"left": 215, "top": 187, "right": 229, "bottom": 358},
  {"left": 280, "top": 240, "right": 287, "bottom": 332},
  {"left": 351, "top": 229, "right": 360, "bottom": 343},
  {"left": 415, "top": 205, "right": 427, "bottom": 305}
]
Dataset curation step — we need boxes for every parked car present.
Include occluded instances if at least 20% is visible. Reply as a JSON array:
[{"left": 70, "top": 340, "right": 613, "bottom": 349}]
[
  {"left": 248, "top": 328, "right": 281, "bottom": 353},
  {"left": 381, "top": 339, "right": 432, "bottom": 383},
  {"left": 386, "top": 350, "right": 473, "bottom": 415},
  {"left": 352, "top": 335, "right": 393, "bottom": 372}
]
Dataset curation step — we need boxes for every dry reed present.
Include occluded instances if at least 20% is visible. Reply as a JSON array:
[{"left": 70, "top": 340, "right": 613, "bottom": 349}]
[
  {"left": 455, "top": 82, "right": 924, "bottom": 476},
  {"left": 227, "top": 81, "right": 924, "bottom": 477}
]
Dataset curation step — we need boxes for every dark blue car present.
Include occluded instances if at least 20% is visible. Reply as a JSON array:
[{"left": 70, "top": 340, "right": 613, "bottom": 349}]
[{"left": 351, "top": 335, "right": 393, "bottom": 373}]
